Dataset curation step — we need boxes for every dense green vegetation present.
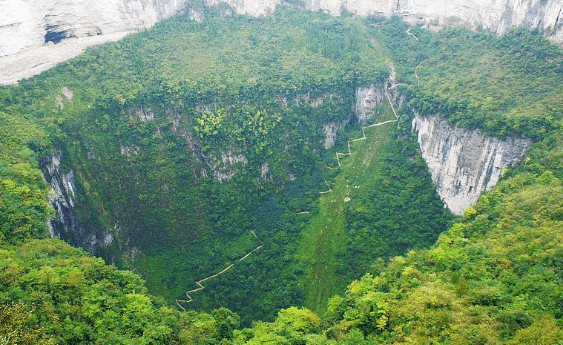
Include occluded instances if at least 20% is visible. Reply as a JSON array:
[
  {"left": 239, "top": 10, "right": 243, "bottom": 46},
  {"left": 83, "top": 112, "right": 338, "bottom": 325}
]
[
  {"left": 0, "top": 239, "right": 243, "bottom": 344},
  {"left": 374, "top": 16, "right": 563, "bottom": 139},
  {"left": 1, "top": 3, "right": 563, "bottom": 344},
  {"left": 0, "top": 111, "right": 51, "bottom": 244},
  {"left": 2, "top": 5, "right": 450, "bottom": 325}
]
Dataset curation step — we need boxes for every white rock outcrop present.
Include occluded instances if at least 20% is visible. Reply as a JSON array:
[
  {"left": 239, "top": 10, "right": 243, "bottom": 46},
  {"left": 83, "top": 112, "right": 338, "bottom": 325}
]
[
  {"left": 41, "top": 150, "right": 77, "bottom": 238},
  {"left": 355, "top": 84, "right": 385, "bottom": 125},
  {"left": 412, "top": 111, "right": 532, "bottom": 215},
  {"left": 41, "top": 150, "right": 116, "bottom": 253},
  {"left": 219, "top": 0, "right": 563, "bottom": 44},
  {"left": 0, "top": 0, "right": 187, "bottom": 84},
  {"left": 1, "top": 0, "right": 563, "bottom": 84},
  {"left": 323, "top": 121, "right": 345, "bottom": 149},
  {"left": 0, "top": 0, "right": 186, "bottom": 56}
]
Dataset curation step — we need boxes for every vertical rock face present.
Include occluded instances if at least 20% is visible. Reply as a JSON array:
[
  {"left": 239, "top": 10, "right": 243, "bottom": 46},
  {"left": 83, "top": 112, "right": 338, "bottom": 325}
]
[
  {"left": 2, "top": 0, "right": 562, "bottom": 84},
  {"left": 412, "top": 112, "right": 532, "bottom": 215},
  {"left": 41, "top": 150, "right": 114, "bottom": 254},
  {"left": 41, "top": 150, "right": 79, "bottom": 239},
  {"left": 355, "top": 84, "right": 385, "bottom": 125},
  {"left": 217, "top": 0, "right": 563, "bottom": 44},
  {"left": 323, "top": 122, "right": 345, "bottom": 149},
  {"left": 0, "top": 0, "right": 187, "bottom": 57},
  {"left": 0, "top": 0, "right": 189, "bottom": 84}
]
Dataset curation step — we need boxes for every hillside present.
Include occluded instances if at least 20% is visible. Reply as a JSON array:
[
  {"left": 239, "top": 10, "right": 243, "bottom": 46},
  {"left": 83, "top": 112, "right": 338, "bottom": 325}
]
[
  {"left": 1, "top": 5, "right": 563, "bottom": 344},
  {"left": 3, "top": 0, "right": 563, "bottom": 85}
]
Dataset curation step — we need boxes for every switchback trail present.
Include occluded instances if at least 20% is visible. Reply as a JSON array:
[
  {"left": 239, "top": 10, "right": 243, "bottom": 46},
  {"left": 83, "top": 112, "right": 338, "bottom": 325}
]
[
  {"left": 176, "top": 230, "right": 264, "bottom": 310},
  {"left": 334, "top": 119, "right": 397, "bottom": 168},
  {"left": 302, "top": 112, "right": 397, "bottom": 312},
  {"left": 325, "top": 58, "right": 400, "bottom": 190}
]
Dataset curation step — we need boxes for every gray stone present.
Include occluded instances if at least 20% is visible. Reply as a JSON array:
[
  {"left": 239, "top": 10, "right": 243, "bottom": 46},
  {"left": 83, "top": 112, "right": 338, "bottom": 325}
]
[
  {"left": 412, "top": 111, "right": 532, "bottom": 215},
  {"left": 2, "top": 0, "right": 563, "bottom": 85}
]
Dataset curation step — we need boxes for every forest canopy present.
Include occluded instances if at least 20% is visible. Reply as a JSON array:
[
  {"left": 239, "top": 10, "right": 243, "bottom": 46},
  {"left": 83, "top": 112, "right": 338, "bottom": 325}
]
[{"left": 1, "top": 4, "right": 563, "bottom": 344}]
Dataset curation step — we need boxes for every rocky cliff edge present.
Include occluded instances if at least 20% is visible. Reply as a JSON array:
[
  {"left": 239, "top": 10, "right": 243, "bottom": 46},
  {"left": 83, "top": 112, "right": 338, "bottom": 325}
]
[{"left": 1, "top": 0, "right": 563, "bottom": 85}]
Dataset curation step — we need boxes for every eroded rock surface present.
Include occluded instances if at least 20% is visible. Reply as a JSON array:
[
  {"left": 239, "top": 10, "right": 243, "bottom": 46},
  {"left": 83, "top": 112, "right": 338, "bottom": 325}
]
[
  {"left": 2, "top": 0, "right": 563, "bottom": 84},
  {"left": 412, "top": 111, "right": 532, "bottom": 214}
]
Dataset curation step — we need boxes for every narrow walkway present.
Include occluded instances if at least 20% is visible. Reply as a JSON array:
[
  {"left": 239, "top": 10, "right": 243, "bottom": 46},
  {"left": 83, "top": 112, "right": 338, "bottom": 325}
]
[
  {"left": 319, "top": 118, "right": 397, "bottom": 194},
  {"left": 323, "top": 59, "right": 400, "bottom": 192},
  {"left": 176, "top": 230, "right": 264, "bottom": 310},
  {"left": 415, "top": 60, "right": 426, "bottom": 85},
  {"left": 334, "top": 119, "right": 397, "bottom": 167},
  {"left": 406, "top": 28, "right": 420, "bottom": 41}
]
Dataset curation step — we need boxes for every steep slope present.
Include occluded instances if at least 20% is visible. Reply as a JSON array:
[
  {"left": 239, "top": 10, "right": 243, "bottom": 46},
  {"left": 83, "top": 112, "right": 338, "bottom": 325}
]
[
  {"left": 2, "top": 0, "right": 563, "bottom": 84},
  {"left": 2, "top": 8, "right": 563, "bottom": 344},
  {"left": 230, "top": 15, "right": 563, "bottom": 345}
]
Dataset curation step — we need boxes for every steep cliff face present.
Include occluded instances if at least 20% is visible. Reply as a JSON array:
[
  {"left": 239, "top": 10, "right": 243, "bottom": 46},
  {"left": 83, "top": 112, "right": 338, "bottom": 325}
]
[
  {"left": 2, "top": 0, "right": 563, "bottom": 85},
  {"left": 0, "top": 0, "right": 187, "bottom": 84},
  {"left": 3, "top": 0, "right": 562, "bottom": 57},
  {"left": 41, "top": 151, "right": 79, "bottom": 239},
  {"left": 412, "top": 111, "right": 532, "bottom": 215},
  {"left": 41, "top": 150, "right": 115, "bottom": 254},
  {"left": 355, "top": 84, "right": 385, "bottom": 125},
  {"left": 0, "top": 0, "right": 186, "bottom": 56},
  {"left": 218, "top": 0, "right": 563, "bottom": 43}
]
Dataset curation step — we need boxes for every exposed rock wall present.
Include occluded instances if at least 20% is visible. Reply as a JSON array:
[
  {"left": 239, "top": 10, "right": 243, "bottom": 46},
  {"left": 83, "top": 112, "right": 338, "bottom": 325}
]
[
  {"left": 355, "top": 60, "right": 402, "bottom": 126},
  {"left": 40, "top": 150, "right": 79, "bottom": 239},
  {"left": 41, "top": 150, "right": 114, "bottom": 253},
  {"left": 0, "top": 0, "right": 186, "bottom": 57},
  {"left": 2, "top": 0, "right": 563, "bottom": 84},
  {"left": 323, "top": 122, "right": 345, "bottom": 149},
  {"left": 0, "top": 0, "right": 187, "bottom": 84},
  {"left": 355, "top": 84, "right": 385, "bottom": 125},
  {"left": 412, "top": 111, "right": 532, "bottom": 215},
  {"left": 218, "top": 0, "right": 563, "bottom": 43}
]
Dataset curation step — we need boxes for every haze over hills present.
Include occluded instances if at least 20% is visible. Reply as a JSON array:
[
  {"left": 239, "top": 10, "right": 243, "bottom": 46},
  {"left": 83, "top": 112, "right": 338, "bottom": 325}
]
[{"left": 1, "top": 2, "right": 563, "bottom": 344}]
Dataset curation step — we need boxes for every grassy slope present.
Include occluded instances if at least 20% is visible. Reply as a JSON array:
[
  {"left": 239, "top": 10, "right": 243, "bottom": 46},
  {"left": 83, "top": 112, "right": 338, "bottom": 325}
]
[{"left": 299, "top": 104, "right": 397, "bottom": 311}]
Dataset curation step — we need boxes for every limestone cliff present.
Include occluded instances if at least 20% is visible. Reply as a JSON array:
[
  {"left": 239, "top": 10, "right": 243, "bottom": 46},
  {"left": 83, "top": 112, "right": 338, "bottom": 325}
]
[
  {"left": 412, "top": 111, "right": 532, "bottom": 215},
  {"left": 0, "top": 0, "right": 187, "bottom": 84},
  {"left": 211, "top": 0, "right": 563, "bottom": 42},
  {"left": 355, "top": 84, "right": 385, "bottom": 125},
  {"left": 2, "top": 0, "right": 563, "bottom": 84},
  {"left": 41, "top": 150, "right": 115, "bottom": 254},
  {"left": 0, "top": 0, "right": 186, "bottom": 56},
  {"left": 41, "top": 150, "right": 78, "bottom": 239}
]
